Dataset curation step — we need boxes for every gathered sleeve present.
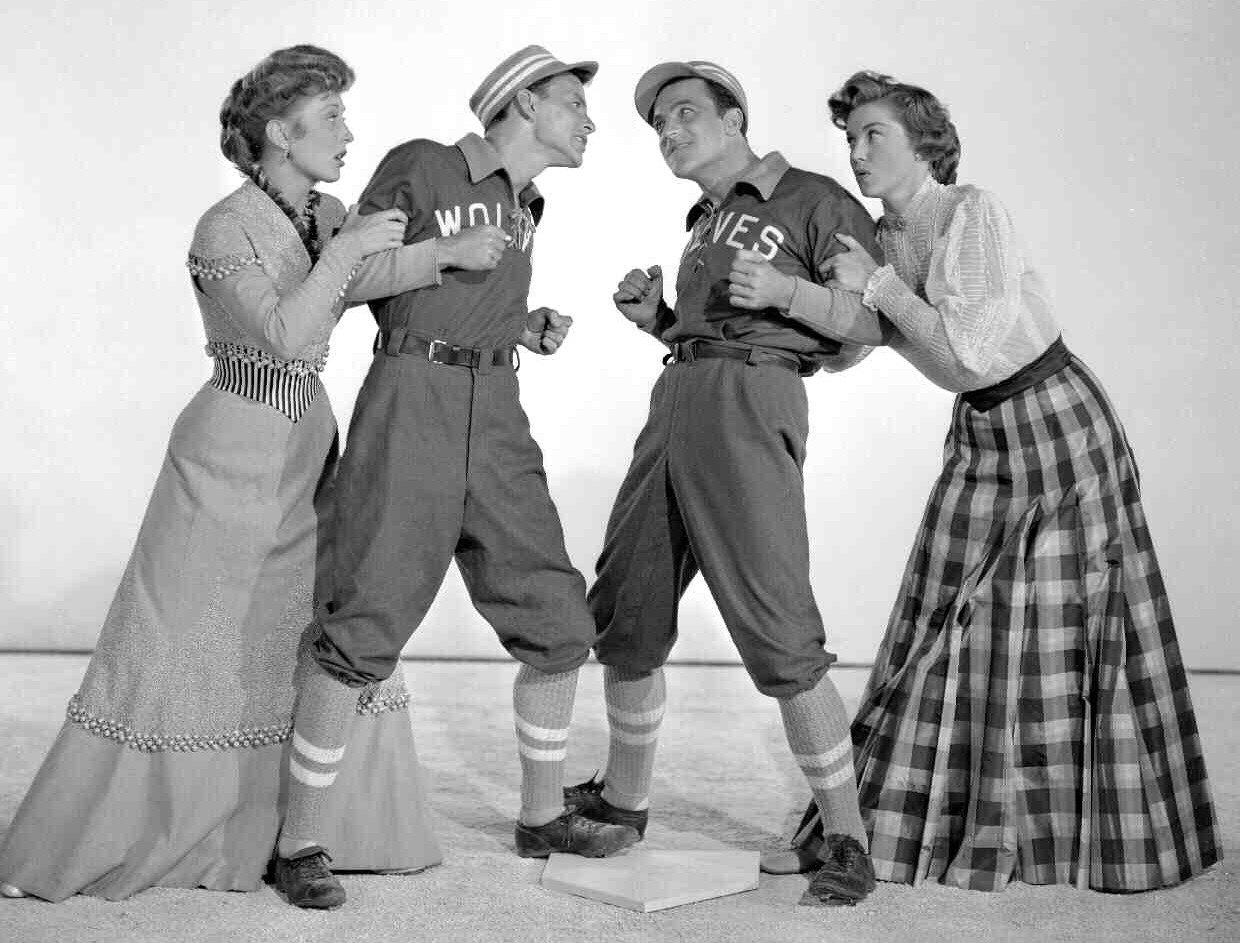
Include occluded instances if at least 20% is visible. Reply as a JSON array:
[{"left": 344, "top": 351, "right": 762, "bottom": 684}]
[
  {"left": 865, "top": 189, "right": 1025, "bottom": 381},
  {"left": 187, "top": 206, "right": 363, "bottom": 359}
]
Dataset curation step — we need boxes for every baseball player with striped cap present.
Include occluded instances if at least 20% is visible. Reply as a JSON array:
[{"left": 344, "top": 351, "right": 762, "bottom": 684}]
[
  {"left": 272, "top": 45, "right": 640, "bottom": 910},
  {"left": 565, "top": 60, "right": 884, "bottom": 906}
]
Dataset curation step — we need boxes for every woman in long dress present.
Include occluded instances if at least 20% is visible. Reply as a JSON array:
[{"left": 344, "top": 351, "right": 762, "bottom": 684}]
[
  {"left": 0, "top": 44, "right": 505, "bottom": 902},
  {"left": 742, "top": 70, "right": 1220, "bottom": 892}
]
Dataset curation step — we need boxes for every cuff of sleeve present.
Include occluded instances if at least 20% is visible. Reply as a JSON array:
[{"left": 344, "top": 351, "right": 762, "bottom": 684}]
[
  {"left": 862, "top": 264, "right": 901, "bottom": 313},
  {"left": 318, "top": 237, "right": 364, "bottom": 285},
  {"left": 336, "top": 262, "right": 362, "bottom": 301},
  {"left": 640, "top": 299, "right": 673, "bottom": 336},
  {"left": 786, "top": 276, "right": 816, "bottom": 321},
  {"left": 428, "top": 238, "right": 443, "bottom": 287}
]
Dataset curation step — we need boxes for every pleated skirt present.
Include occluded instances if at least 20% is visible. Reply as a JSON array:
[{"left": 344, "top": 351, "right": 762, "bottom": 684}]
[{"left": 795, "top": 356, "right": 1219, "bottom": 891}]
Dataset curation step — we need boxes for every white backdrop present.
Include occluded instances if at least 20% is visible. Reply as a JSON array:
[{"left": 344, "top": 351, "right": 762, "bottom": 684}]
[{"left": 1, "top": 0, "right": 1236, "bottom": 668}]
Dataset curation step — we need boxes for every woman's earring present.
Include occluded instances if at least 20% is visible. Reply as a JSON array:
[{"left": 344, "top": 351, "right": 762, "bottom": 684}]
[{"left": 282, "top": 144, "right": 290, "bottom": 161}]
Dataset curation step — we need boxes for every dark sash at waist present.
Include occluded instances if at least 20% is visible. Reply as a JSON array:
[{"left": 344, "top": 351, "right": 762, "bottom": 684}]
[{"left": 961, "top": 336, "right": 1071, "bottom": 411}]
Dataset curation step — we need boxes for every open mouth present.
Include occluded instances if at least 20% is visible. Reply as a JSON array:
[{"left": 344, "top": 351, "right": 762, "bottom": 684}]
[{"left": 334, "top": 151, "right": 347, "bottom": 165}]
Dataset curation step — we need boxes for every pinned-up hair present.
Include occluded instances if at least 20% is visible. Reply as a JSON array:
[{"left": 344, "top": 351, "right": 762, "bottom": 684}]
[
  {"left": 828, "top": 71, "right": 960, "bottom": 184},
  {"left": 218, "top": 44, "right": 354, "bottom": 172}
]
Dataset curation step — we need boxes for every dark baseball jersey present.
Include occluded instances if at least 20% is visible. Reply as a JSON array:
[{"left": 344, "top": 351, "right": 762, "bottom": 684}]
[
  {"left": 651, "top": 152, "right": 880, "bottom": 370},
  {"left": 311, "top": 133, "right": 594, "bottom": 686},
  {"left": 358, "top": 133, "right": 543, "bottom": 349},
  {"left": 589, "top": 153, "right": 879, "bottom": 696}
]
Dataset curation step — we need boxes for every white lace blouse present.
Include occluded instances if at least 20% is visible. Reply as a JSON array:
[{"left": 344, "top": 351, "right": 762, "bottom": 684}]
[{"left": 786, "top": 178, "right": 1061, "bottom": 391}]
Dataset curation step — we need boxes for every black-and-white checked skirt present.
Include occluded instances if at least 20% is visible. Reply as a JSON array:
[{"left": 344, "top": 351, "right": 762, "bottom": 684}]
[{"left": 794, "top": 355, "right": 1220, "bottom": 891}]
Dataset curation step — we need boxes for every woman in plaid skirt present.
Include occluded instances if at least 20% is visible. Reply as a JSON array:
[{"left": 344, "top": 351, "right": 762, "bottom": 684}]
[{"left": 753, "top": 71, "right": 1220, "bottom": 891}]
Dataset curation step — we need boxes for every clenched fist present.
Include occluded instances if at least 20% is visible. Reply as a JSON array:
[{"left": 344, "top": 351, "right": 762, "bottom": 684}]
[
  {"left": 612, "top": 265, "right": 664, "bottom": 328},
  {"left": 439, "top": 224, "right": 510, "bottom": 271},
  {"left": 520, "top": 306, "right": 573, "bottom": 355}
]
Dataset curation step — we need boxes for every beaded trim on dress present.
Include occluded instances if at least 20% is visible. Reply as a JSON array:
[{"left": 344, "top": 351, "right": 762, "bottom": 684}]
[
  {"left": 204, "top": 339, "right": 327, "bottom": 375},
  {"left": 65, "top": 689, "right": 411, "bottom": 752}
]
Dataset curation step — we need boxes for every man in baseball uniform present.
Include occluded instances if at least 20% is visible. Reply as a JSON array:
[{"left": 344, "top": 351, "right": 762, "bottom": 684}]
[
  {"left": 273, "top": 46, "right": 638, "bottom": 910},
  {"left": 569, "top": 60, "right": 881, "bottom": 907}
]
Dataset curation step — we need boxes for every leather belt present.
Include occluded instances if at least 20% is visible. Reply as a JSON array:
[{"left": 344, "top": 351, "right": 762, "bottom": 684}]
[
  {"left": 377, "top": 331, "right": 516, "bottom": 369},
  {"left": 663, "top": 339, "right": 803, "bottom": 374}
]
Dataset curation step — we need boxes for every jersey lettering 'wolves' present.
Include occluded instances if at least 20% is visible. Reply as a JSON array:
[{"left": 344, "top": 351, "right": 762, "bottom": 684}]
[{"left": 433, "top": 202, "right": 534, "bottom": 251}]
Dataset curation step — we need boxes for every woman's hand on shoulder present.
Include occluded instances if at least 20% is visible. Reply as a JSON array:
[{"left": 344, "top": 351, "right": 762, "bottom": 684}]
[{"left": 336, "top": 204, "right": 408, "bottom": 258}]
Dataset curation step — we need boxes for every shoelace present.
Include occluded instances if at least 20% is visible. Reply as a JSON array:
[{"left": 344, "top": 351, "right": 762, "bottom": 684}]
[
  {"left": 293, "top": 853, "right": 333, "bottom": 880},
  {"left": 568, "top": 814, "right": 608, "bottom": 834},
  {"left": 828, "top": 839, "right": 860, "bottom": 872}
]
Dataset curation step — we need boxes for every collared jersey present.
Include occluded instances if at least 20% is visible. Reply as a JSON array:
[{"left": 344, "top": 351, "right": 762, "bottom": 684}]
[
  {"left": 358, "top": 133, "right": 545, "bottom": 348},
  {"left": 657, "top": 152, "right": 880, "bottom": 370}
]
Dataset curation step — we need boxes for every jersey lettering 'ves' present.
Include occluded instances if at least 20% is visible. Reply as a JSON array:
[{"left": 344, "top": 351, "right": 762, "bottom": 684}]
[
  {"left": 756, "top": 225, "right": 785, "bottom": 258},
  {"left": 705, "top": 211, "right": 786, "bottom": 260}
]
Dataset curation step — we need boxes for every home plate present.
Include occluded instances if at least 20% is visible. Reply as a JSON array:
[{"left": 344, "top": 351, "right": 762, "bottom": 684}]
[{"left": 541, "top": 849, "right": 759, "bottom": 912}]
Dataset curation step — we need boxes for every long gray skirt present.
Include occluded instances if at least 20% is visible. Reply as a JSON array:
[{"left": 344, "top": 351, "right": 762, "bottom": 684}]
[{"left": 0, "top": 383, "right": 441, "bottom": 901}]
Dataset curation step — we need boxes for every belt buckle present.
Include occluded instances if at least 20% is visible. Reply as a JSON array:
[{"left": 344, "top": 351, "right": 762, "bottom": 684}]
[{"left": 427, "top": 339, "right": 450, "bottom": 364}]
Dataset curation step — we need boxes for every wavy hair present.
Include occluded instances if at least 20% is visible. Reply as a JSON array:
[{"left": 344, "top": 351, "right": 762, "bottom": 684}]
[
  {"left": 218, "top": 45, "right": 354, "bottom": 173},
  {"left": 827, "top": 71, "right": 960, "bottom": 184}
]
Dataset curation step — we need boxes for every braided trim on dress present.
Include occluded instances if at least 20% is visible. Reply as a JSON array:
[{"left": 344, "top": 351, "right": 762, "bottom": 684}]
[{"left": 66, "top": 687, "right": 410, "bottom": 752}]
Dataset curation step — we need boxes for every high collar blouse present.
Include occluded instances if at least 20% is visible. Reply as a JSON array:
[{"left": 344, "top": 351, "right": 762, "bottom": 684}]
[{"left": 864, "top": 177, "right": 1062, "bottom": 391}]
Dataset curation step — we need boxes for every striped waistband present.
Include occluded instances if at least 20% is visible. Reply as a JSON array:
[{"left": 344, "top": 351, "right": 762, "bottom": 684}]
[{"left": 208, "top": 356, "right": 321, "bottom": 422}]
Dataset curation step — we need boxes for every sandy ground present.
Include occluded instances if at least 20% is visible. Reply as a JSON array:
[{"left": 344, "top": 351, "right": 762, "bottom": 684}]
[{"left": 0, "top": 655, "right": 1234, "bottom": 943}]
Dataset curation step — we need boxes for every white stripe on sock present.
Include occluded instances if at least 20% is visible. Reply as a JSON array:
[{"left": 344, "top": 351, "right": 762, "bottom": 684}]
[
  {"left": 606, "top": 703, "right": 665, "bottom": 726},
  {"left": 290, "top": 757, "right": 339, "bottom": 788},
  {"left": 514, "top": 714, "right": 569, "bottom": 743},
  {"left": 292, "top": 730, "right": 346, "bottom": 765},
  {"left": 791, "top": 738, "right": 852, "bottom": 770},
  {"left": 803, "top": 765, "right": 855, "bottom": 791},
  {"left": 517, "top": 744, "right": 568, "bottom": 762},
  {"left": 612, "top": 726, "right": 660, "bottom": 746}
]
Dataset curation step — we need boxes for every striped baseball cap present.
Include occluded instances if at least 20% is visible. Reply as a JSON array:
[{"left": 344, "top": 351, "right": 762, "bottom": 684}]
[
  {"left": 634, "top": 60, "right": 748, "bottom": 127},
  {"left": 470, "top": 45, "right": 598, "bottom": 127}
]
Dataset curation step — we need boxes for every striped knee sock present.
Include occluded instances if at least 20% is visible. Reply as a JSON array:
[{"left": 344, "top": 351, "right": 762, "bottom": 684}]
[
  {"left": 778, "top": 672, "right": 867, "bottom": 849},
  {"left": 601, "top": 666, "right": 665, "bottom": 812},
  {"left": 278, "top": 661, "right": 359, "bottom": 857},
  {"left": 513, "top": 663, "right": 579, "bottom": 827}
]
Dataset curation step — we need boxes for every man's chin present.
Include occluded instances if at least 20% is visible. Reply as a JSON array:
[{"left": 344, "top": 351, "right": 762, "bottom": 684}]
[{"left": 665, "top": 159, "right": 695, "bottom": 180}]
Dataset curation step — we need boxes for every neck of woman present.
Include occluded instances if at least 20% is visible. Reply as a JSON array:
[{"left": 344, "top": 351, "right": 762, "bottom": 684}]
[
  {"left": 882, "top": 167, "right": 934, "bottom": 217},
  {"left": 257, "top": 158, "right": 312, "bottom": 215}
]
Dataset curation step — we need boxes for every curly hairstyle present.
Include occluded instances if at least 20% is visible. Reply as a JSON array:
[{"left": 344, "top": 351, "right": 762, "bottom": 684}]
[
  {"left": 827, "top": 71, "right": 960, "bottom": 184},
  {"left": 219, "top": 45, "right": 354, "bottom": 173}
]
